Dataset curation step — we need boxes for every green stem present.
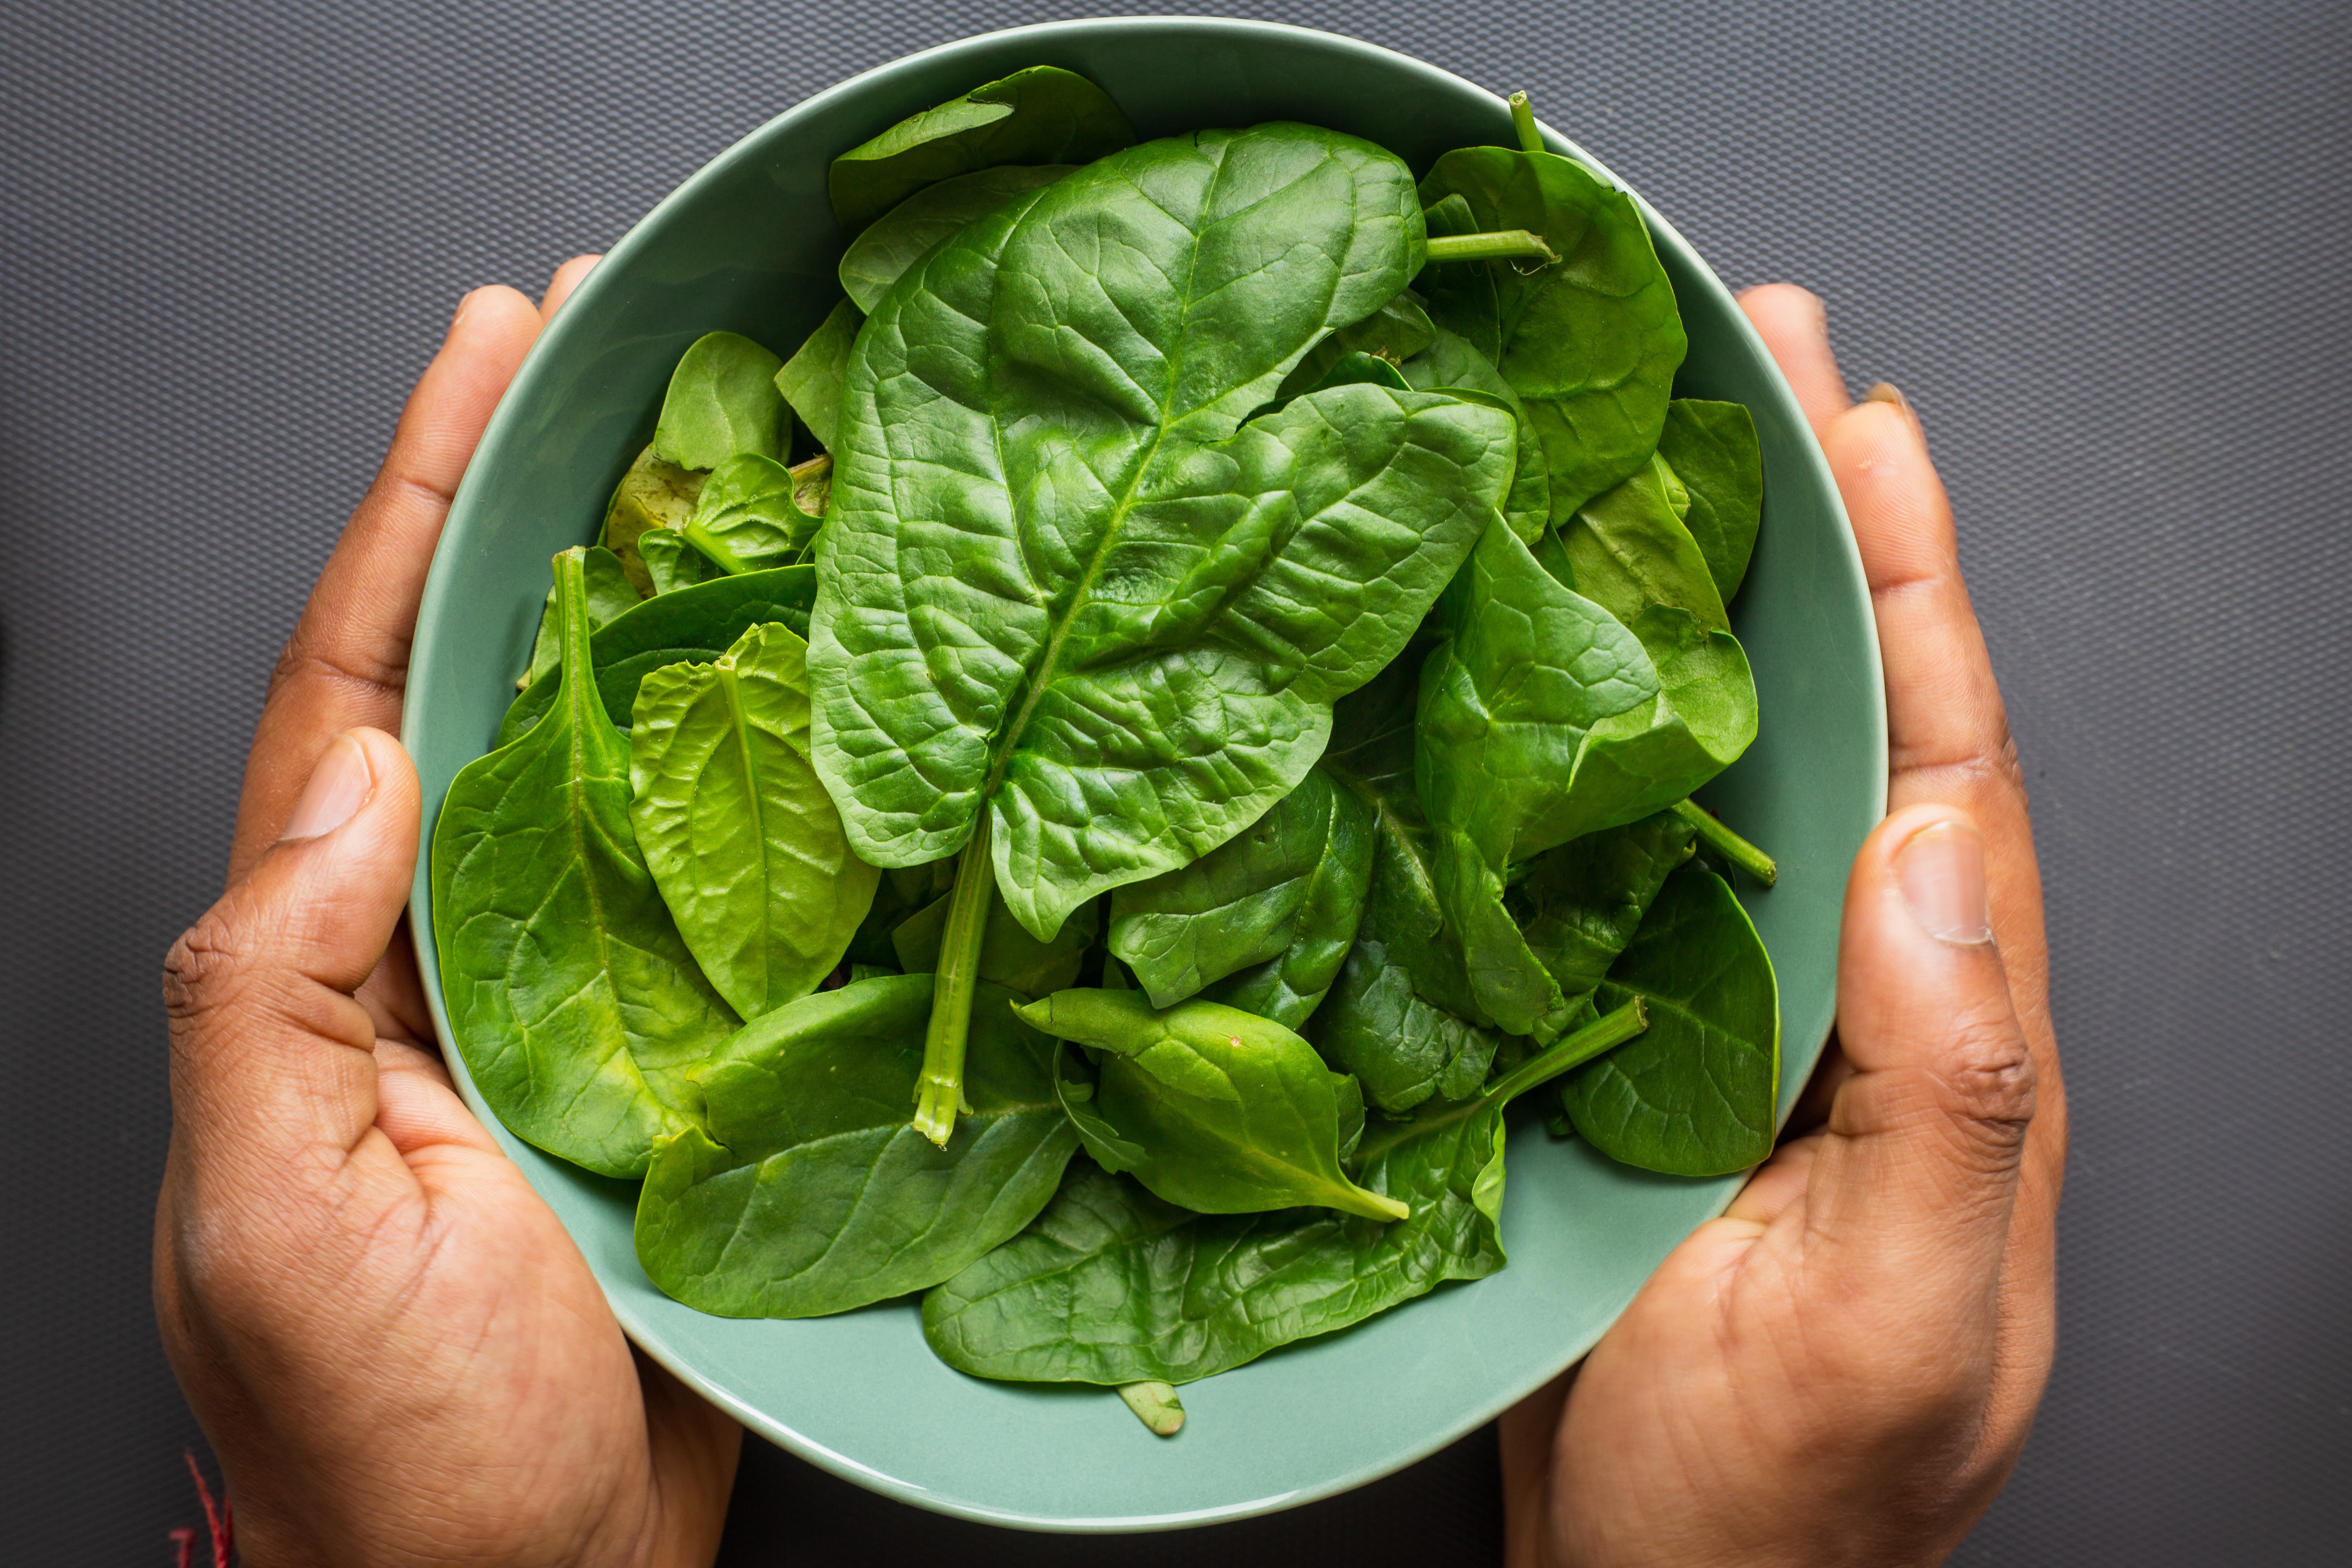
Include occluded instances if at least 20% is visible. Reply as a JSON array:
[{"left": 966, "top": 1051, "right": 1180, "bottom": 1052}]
[
  {"left": 1424, "top": 228, "right": 1561, "bottom": 266},
  {"left": 1118, "top": 1381, "right": 1185, "bottom": 1436},
  {"left": 1508, "top": 91, "right": 1544, "bottom": 154},
  {"left": 1673, "top": 799, "right": 1778, "bottom": 886},
  {"left": 913, "top": 817, "right": 995, "bottom": 1145},
  {"left": 1357, "top": 999, "right": 1647, "bottom": 1164}
]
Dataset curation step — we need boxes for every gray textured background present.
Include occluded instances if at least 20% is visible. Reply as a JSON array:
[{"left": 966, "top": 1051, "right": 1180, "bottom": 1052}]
[{"left": 5, "top": 2, "right": 2347, "bottom": 1562}]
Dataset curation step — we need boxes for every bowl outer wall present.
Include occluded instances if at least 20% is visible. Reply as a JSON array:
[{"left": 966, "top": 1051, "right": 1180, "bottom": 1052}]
[{"left": 401, "top": 16, "right": 1886, "bottom": 1533}]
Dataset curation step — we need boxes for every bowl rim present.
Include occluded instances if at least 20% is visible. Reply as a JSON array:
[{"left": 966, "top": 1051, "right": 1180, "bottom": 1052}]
[{"left": 404, "top": 12, "right": 1886, "bottom": 1531}]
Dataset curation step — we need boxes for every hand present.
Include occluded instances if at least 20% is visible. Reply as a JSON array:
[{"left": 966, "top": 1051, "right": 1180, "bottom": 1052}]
[
  {"left": 1501, "top": 285, "right": 2066, "bottom": 1567},
  {"left": 154, "top": 259, "right": 743, "bottom": 1568}
]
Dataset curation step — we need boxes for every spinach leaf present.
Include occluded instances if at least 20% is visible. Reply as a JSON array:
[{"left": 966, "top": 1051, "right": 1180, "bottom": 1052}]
[
  {"left": 652, "top": 331, "right": 788, "bottom": 471},
  {"left": 519, "top": 543, "right": 637, "bottom": 690},
  {"left": 1017, "top": 989, "right": 1406, "bottom": 1222},
  {"left": 839, "top": 165, "right": 1074, "bottom": 313},
  {"left": 431, "top": 548, "right": 738, "bottom": 1178},
  {"left": 638, "top": 527, "right": 723, "bottom": 595},
  {"left": 1562, "top": 865, "right": 1779, "bottom": 1176},
  {"left": 1107, "top": 766, "right": 1372, "bottom": 1023},
  {"left": 496, "top": 566, "right": 817, "bottom": 747},
  {"left": 630, "top": 622, "right": 878, "bottom": 1021},
  {"left": 890, "top": 884, "right": 1099, "bottom": 998},
  {"left": 827, "top": 65, "right": 1135, "bottom": 236},
  {"left": 774, "top": 299, "right": 861, "bottom": 453},
  {"left": 600, "top": 443, "right": 707, "bottom": 595},
  {"left": 1510, "top": 808, "right": 1697, "bottom": 1003},
  {"left": 1558, "top": 454, "right": 1728, "bottom": 634},
  {"left": 634, "top": 974, "right": 1080, "bottom": 1316},
  {"left": 810, "top": 124, "right": 1515, "bottom": 1142},
  {"left": 923, "top": 1000, "right": 1647, "bottom": 1384},
  {"left": 679, "top": 452, "right": 824, "bottom": 575},
  {"left": 1399, "top": 324, "right": 1551, "bottom": 542},
  {"left": 1417, "top": 146, "right": 1685, "bottom": 520},
  {"left": 1657, "top": 398, "right": 1764, "bottom": 602},
  {"left": 1275, "top": 290, "right": 1436, "bottom": 401}
]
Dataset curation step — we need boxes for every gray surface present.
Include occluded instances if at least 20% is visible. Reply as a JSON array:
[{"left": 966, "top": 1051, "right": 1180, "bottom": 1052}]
[{"left": 2, "top": 1, "right": 2344, "bottom": 1562}]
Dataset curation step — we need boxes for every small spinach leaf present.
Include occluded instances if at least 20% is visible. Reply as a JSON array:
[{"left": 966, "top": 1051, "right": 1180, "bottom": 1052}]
[
  {"left": 923, "top": 1001, "right": 1646, "bottom": 1384},
  {"left": 1417, "top": 145, "right": 1686, "bottom": 520},
  {"left": 827, "top": 65, "right": 1135, "bottom": 236},
  {"left": 839, "top": 165, "right": 1075, "bottom": 312},
  {"left": 1657, "top": 399, "right": 1764, "bottom": 602},
  {"left": 680, "top": 453, "right": 824, "bottom": 575},
  {"left": 496, "top": 566, "right": 817, "bottom": 747},
  {"left": 652, "top": 331, "right": 788, "bottom": 471},
  {"left": 634, "top": 974, "right": 1079, "bottom": 1316},
  {"left": 1276, "top": 290, "right": 1436, "bottom": 401},
  {"left": 638, "top": 528, "right": 723, "bottom": 595},
  {"left": 774, "top": 299, "right": 861, "bottom": 453},
  {"left": 1562, "top": 865, "right": 1779, "bottom": 1176},
  {"left": 519, "top": 544, "right": 637, "bottom": 690},
  {"left": 629, "top": 622, "right": 879, "bottom": 1020},
  {"left": 600, "top": 444, "right": 707, "bottom": 595},
  {"left": 1107, "top": 766, "right": 1372, "bottom": 1020},
  {"left": 1016, "top": 989, "right": 1406, "bottom": 1222},
  {"left": 431, "top": 548, "right": 738, "bottom": 1178},
  {"left": 891, "top": 883, "right": 1099, "bottom": 998},
  {"left": 1510, "top": 808, "right": 1697, "bottom": 1003},
  {"left": 1559, "top": 454, "right": 1727, "bottom": 634}
]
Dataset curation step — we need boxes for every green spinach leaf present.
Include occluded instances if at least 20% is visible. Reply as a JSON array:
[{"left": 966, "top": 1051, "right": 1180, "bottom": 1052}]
[
  {"left": 600, "top": 444, "right": 707, "bottom": 595},
  {"left": 1558, "top": 454, "right": 1727, "bottom": 634},
  {"left": 634, "top": 974, "right": 1079, "bottom": 1316},
  {"left": 1562, "top": 865, "right": 1779, "bottom": 1176},
  {"left": 629, "top": 622, "right": 878, "bottom": 1020},
  {"left": 1107, "top": 766, "right": 1372, "bottom": 1024},
  {"left": 827, "top": 65, "right": 1135, "bottom": 236},
  {"left": 680, "top": 453, "right": 824, "bottom": 575},
  {"left": 1657, "top": 398, "right": 1764, "bottom": 602},
  {"left": 1399, "top": 324, "right": 1551, "bottom": 542},
  {"left": 810, "top": 124, "right": 1514, "bottom": 1141},
  {"left": 1510, "top": 808, "right": 1697, "bottom": 1003},
  {"left": 1275, "top": 290, "right": 1436, "bottom": 401},
  {"left": 431, "top": 548, "right": 738, "bottom": 1178},
  {"left": 839, "top": 165, "right": 1074, "bottom": 312},
  {"left": 519, "top": 543, "right": 637, "bottom": 690},
  {"left": 1416, "top": 146, "right": 1685, "bottom": 520},
  {"left": 1017, "top": 989, "right": 1406, "bottom": 1222},
  {"left": 774, "top": 299, "right": 861, "bottom": 453},
  {"left": 638, "top": 527, "right": 723, "bottom": 595},
  {"left": 652, "top": 331, "right": 788, "bottom": 471},
  {"left": 890, "top": 883, "right": 1099, "bottom": 998},
  {"left": 497, "top": 566, "right": 817, "bottom": 747},
  {"left": 923, "top": 1000, "right": 1646, "bottom": 1384}
]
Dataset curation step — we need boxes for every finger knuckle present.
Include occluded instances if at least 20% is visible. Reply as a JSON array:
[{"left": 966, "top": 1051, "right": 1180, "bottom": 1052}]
[
  {"left": 162, "top": 911, "right": 250, "bottom": 1026},
  {"left": 1939, "top": 1005, "right": 2038, "bottom": 1159}
]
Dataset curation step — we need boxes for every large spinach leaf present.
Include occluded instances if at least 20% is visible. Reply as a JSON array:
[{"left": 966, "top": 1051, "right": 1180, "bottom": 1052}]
[
  {"left": 432, "top": 549, "right": 738, "bottom": 1178},
  {"left": 519, "top": 543, "right": 637, "bottom": 690},
  {"left": 652, "top": 331, "right": 788, "bottom": 470},
  {"left": 1017, "top": 989, "right": 1405, "bottom": 1222},
  {"left": 1562, "top": 865, "right": 1780, "bottom": 1176},
  {"left": 1417, "top": 144, "right": 1685, "bottom": 521},
  {"left": 496, "top": 566, "right": 817, "bottom": 746},
  {"left": 1106, "top": 766, "right": 1372, "bottom": 1024},
  {"left": 1657, "top": 398, "right": 1764, "bottom": 602},
  {"left": 634, "top": 974, "right": 1079, "bottom": 1317},
  {"left": 1399, "top": 323, "right": 1551, "bottom": 543},
  {"left": 922, "top": 999, "right": 1647, "bottom": 1384},
  {"left": 774, "top": 300, "right": 861, "bottom": 453},
  {"left": 629, "top": 622, "right": 877, "bottom": 1021},
  {"left": 827, "top": 65, "right": 1135, "bottom": 236},
  {"left": 839, "top": 165, "right": 1074, "bottom": 313},
  {"left": 809, "top": 123, "right": 1516, "bottom": 1141}
]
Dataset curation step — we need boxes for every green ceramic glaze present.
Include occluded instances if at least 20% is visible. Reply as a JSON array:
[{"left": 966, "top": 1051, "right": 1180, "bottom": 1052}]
[{"left": 403, "top": 17, "right": 1884, "bottom": 1532}]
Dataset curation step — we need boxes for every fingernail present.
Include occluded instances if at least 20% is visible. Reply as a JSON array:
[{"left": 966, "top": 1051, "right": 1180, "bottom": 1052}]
[
  {"left": 1896, "top": 818, "right": 1991, "bottom": 944},
  {"left": 1866, "top": 380, "right": 1920, "bottom": 426},
  {"left": 282, "top": 733, "right": 373, "bottom": 842}
]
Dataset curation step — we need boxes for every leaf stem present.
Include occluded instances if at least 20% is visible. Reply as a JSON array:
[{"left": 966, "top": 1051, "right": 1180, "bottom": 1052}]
[
  {"left": 1508, "top": 91, "right": 1544, "bottom": 154},
  {"left": 1423, "top": 229, "right": 1561, "bottom": 266},
  {"left": 913, "top": 817, "right": 994, "bottom": 1145},
  {"left": 1672, "top": 799, "right": 1778, "bottom": 886},
  {"left": 1118, "top": 1381, "right": 1185, "bottom": 1436},
  {"left": 680, "top": 521, "right": 751, "bottom": 575}
]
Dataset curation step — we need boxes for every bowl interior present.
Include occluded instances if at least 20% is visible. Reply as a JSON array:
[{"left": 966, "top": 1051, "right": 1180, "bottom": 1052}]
[{"left": 403, "top": 16, "right": 1884, "bottom": 1532}]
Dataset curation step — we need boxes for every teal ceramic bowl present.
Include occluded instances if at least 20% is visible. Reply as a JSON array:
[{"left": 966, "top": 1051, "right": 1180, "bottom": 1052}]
[{"left": 404, "top": 16, "right": 1884, "bottom": 1532}]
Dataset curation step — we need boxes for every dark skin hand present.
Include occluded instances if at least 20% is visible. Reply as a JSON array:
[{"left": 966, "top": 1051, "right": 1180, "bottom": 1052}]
[
  {"left": 156, "top": 260, "right": 2057, "bottom": 1567},
  {"left": 155, "top": 257, "right": 743, "bottom": 1568},
  {"left": 1502, "top": 284, "right": 2066, "bottom": 1567}
]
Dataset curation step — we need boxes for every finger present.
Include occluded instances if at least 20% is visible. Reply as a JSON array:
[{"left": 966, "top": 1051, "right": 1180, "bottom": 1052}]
[
  {"left": 636, "top": 1349, "right": 744, "bottom": 1564},
  {"left": 229, "top": 287, "right": 543, "bottom": 877},
  {"left": 1802, "top": 804, "right": 2035, "bottom": 1299},
  {"left": 540, "top": 253, "right": 601, "bottom": 319},
  {"left": 1498, "top": 1367, "right": 1575, "bottom": 1568},
  {"left": 1719, "top": 1132, "right": 1820, "bottom": 1227},
  {"left": 165, "top": 729, "right": 422, "bottom": 1185},
  {"left": 1738, "top": 283, "right": 1851, "bottom": 437}
]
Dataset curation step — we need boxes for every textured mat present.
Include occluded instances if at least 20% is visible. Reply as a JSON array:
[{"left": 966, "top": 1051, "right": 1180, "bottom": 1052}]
[{"left": 4, "top": 2, "right": 2347, "bottom": 1562}]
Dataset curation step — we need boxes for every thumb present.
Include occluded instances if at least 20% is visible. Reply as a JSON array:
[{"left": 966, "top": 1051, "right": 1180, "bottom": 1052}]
[
  {"left": 163, "top": 728, "right": 422, "bottom": 1186},
  {"left": 1803, "top": 802, "right": 2038, "bottom": 1293}
]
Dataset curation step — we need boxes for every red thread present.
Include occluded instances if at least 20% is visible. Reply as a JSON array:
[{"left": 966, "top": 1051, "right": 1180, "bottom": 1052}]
[{"left": 171, "top": 1453, "right": 233, "bottom": 1568}]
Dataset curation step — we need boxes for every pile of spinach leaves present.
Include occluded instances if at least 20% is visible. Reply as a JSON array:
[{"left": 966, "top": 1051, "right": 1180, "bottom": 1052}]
[{"left": 430, "top": 70, "right": 1785, "bottom": 1429}]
